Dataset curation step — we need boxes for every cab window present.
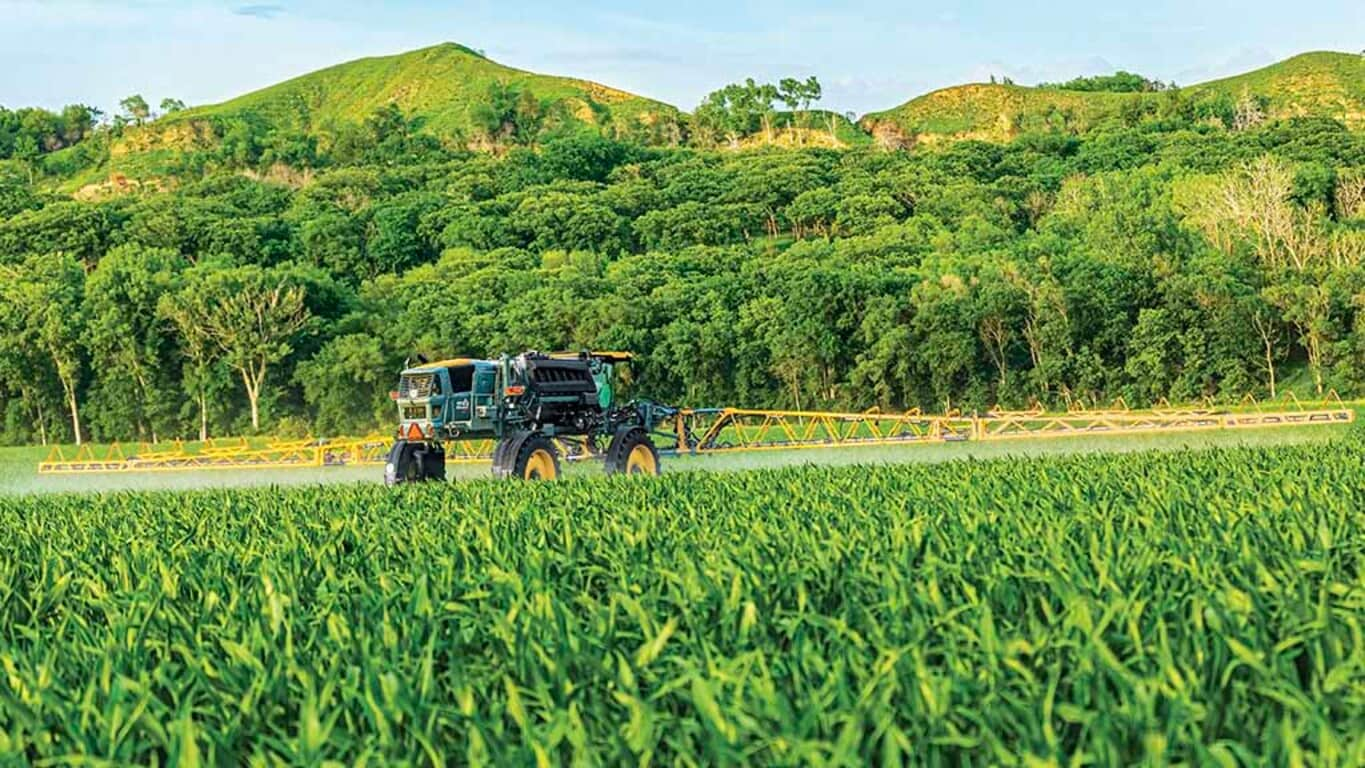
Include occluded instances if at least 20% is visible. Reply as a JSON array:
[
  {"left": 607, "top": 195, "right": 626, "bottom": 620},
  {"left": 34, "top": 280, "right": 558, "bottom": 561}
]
[
  {"left": 399, "top": 373, "right": 436, "bottom": 398},
  {"left": 448, "top": 365, "right": 474, "bottom": 393},
  {"left": 475, "top": 369, "right": 495, "bottom": 395}
]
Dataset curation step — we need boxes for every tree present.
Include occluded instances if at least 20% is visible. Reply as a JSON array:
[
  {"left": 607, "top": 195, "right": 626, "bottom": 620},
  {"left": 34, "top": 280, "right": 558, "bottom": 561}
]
[
  {"left": 777, "top": 78, "right": 802, "bottom": 142},
  {"left": 159, "top": 98, "right": 187, "bottom": 114},
  {"left": 0, "top": 267, "right": 59, "bottom": 444},
  {"left": 911, "top": 273, "right": 980, "bottom": 411},
  {"left": 777, "top": 76, "right": 823, "bottom": 142},
  {"left": 158, "top": 271, "right": 222, "bottom": 441},
  {"left": 470, "top": 82, "right": 543, "bottom": 147},
  {"left": 750, "top": 79, "right": 780, "bottom": 142},
  {"left": 367, "top": 193, "right": 444, "bottom": 274},
  {"left": 786, "top": 188, "right": 838, "bottom": 239},
  {"left": 540, "top": 132, "right": 630, "bottom": 183},
  {"left": 1179, "top": 156, "right": 1328, "bottom": 272},
  {"left": 777, "top": 78, "right": 803, "bottom": 117},
  {"left": 1039, "top": 71, "right": 1171, "bottom": 93},
  {"left": 800, "top": 77, "right": 823, "bottom": 112},
  {"left": 119, "top": 94, "right": 151, "bottom": 126},
  {"left": 1266, "top": 272, "right": 1343, "bottom": 395},
  {"left": 85, "top": 244, "right": 184, "bottom": 441},
  {"left": 1231, "top": 88, "right": 1266, "bottom": 132},
  {"left": 693, "top": 79, "right": 779, "bottom": 147},
  {"left": 201, "top": 265, "right": 312, "bottom": 430},
  {"left": 299, "top": 211, "right": 366, "bottom": 278},
  {"left": 295, "top": 334, "right": 391, "bottom": 435},
  {"left": 58, "top": 104, "right": 99, "bottom": 145},
  {"left": 693, "top": 86, "right": 751, "bottom": 148},
  {"left": 1010, "top": 262, "right": 1073, "bottom": 402},
  {"left": 0, "top": 254, "right": 87, "bottom": 443},
  {"left": 512, "top": 192, "right": 629, "bottom": 255},
  {"left": 12, "top": 135, "right": 39, "bottom": 182},
  {"left": 1336, "top": 168, "right": 1365, "bottom": 221},
  {"left": 1249, "top": 297, "right": 1285, "bottom": 398},
  {"left": 0, "top": 167, "right": 38, "bottom": 218},
  {"left": 850, "top": 294, "right": 917, "bottom": 409},
  {"left": 1123, "top": 306, "right": 1182, "bottom": 403},
  {"left": 161, "top": 263, "right": 311, "bottom": 432},
  {"left": 975, "top": 266, "right": 1028, "bottom": 400}
]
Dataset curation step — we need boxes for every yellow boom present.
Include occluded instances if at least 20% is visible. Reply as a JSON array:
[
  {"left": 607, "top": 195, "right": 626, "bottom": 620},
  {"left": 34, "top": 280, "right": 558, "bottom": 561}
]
[{"left": 36, "top": 391, "right": 1355, "bottom": 474}]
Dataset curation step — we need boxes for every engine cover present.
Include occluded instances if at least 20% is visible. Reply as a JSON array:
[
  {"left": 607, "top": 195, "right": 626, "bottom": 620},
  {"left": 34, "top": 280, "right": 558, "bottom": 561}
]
[{"left": 525, "top": 357, "right": 597, "bottom": 398}]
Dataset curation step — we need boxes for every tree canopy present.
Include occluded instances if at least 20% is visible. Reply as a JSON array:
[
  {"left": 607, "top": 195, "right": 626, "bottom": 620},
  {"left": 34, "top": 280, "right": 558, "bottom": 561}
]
[
  {"left": 1038, "top": 71, "right": 1175, "bottom": 93},
  {"left": 2, "top": 89, "right": 1364, "bottom": 445}
]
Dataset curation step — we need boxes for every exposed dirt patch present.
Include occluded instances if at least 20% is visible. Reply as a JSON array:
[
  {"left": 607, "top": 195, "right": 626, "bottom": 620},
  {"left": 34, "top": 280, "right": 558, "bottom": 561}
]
[
  {"left": 74, "top": 174, "right": 169, "bottom": 201},
  {"left": 110, "top": 120, "right": 217, "bottom": 157}
]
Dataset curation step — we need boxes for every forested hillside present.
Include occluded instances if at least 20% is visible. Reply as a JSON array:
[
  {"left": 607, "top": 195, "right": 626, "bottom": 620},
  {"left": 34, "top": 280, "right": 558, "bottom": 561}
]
[{"left": 2, "top": 48, "right": 1364, "bottom": 445}]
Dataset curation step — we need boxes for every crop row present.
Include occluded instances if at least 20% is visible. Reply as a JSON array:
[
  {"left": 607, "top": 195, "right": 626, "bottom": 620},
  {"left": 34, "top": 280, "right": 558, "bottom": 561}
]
[{"left": 2, "top": 440, "right": 1364, "bottom": 764}]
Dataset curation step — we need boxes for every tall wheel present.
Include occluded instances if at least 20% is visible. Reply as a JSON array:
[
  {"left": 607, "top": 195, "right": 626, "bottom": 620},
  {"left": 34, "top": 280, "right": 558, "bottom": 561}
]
[
  {"left": 385, "top": 441, "right": 419, "bottom": 486},
  {"left": 491, "top": 433, "right": 516, "bottom": 478},
  {"left": 385, "top": 441, "right": 445, "bottom": 486},
  {"left": 605, "top": 426, "right": 661, "bottom": 476},
  {"left": 493, "top": 431, "right": 561, "bottom": 481},
  {"left": 422, "top": 444, "right": 446, "bottom": 482}
]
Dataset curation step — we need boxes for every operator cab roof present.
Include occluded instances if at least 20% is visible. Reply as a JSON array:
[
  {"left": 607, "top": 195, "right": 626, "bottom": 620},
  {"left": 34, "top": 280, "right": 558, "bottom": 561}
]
[
  {"left": 549, "top": 351, "right": 634, "bottom": 364},
  {"left": 401, "top": 351, "right": 632, "bottom": 376},
  {"left": 401, "top": 357, "right": 488, "bottom": 375}
]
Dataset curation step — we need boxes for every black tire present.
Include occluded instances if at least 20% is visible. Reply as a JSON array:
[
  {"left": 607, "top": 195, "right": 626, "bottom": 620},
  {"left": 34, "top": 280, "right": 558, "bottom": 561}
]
[
  {"left": 498, "top": 432, "right": 560, "bottom": 481},
  {"left": 491, "top": 431, "right": 525, "bottom": 479},
  {"left": 605, "top": 426, "right": 661, "bottom": 476},
  {"left": 386, "top": 440, "right": 445, "bottom": 485},
  {"left": 421, "top": 444, "right": 446, "bottom": 482},
  {"left": 385, "top": 441, "right": 420, "bottom": 486}
]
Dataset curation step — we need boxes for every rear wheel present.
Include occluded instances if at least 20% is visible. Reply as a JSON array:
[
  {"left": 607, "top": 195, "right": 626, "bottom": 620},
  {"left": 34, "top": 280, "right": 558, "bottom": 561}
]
[
  {"left": 494, "top": 431, "right": 561, "bottom": 481},
  {"left": 491, "top": 434, "right": 516, "bottom": 478},
  {"left": 605, "top": 426, "right": 661, "bottom": 476}
]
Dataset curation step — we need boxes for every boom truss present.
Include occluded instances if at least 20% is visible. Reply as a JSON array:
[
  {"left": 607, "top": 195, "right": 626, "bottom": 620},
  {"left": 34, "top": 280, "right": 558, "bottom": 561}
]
[{"left": 37, "top": 393, "right": 1356, "bottom": 474}]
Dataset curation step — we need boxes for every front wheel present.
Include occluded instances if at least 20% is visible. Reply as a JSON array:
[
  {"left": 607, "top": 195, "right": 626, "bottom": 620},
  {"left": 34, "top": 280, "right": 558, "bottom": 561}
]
[
  {"left": 605, "top": 427, "right": 661, "bottom": 476},
  {"left": 385, "top": 441, "right": 445, "bottom": 486}
]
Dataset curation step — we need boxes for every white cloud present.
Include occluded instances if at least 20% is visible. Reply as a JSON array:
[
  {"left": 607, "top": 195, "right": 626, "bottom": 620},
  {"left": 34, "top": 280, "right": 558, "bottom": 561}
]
[{"left": 233, "top": 4, "right": 286, "bottom": 19}]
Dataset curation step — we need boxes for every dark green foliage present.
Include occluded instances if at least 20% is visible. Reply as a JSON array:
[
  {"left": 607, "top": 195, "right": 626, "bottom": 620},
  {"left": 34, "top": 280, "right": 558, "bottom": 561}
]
[
  {"left": 0, "top": 166, "right": 39, "bottom": 218},
  {"left": 694, "top": 76, "right": 824, "bottom": 146},
  {"left": 0, "top": 103, "right": 99, "bottom": 161},
  {"left": 539, "top": 131, "right": 634, "bottom": 182},
  {"left": 3, "top": 99, "right": 1365, "bottom": 442},
  {"left": 1039, "top": 70, "right": 1174, "bottom": 93}
]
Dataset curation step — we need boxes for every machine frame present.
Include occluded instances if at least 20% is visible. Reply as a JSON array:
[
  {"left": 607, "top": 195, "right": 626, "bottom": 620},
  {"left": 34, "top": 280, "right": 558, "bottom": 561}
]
[{"left": 385, "top": 351, "right": 677, "bottom": 483}]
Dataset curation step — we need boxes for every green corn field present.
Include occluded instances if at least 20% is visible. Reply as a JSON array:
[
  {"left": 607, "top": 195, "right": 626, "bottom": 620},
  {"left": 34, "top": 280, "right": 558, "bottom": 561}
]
[{"left": 2, "top": 438, "right": 1364, "bottom": 765}]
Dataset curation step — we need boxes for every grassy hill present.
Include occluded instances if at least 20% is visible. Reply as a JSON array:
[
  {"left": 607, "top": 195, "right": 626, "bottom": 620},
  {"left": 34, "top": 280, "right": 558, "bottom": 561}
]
[
  {"left": 115, "top": 43, "right": 682, "bottom": 155},
  {"left": 41, "top": 47, "right": 1365, "bottom": 194},
  {"left": 861, "top": 51, "right": 1365, "bottom": 147},
  {"left": 1186, "top": 51, "right": 1365, "bottom": 124},
  {"left": 860, "top": 84, "right": 1129, "bottom": 147}
]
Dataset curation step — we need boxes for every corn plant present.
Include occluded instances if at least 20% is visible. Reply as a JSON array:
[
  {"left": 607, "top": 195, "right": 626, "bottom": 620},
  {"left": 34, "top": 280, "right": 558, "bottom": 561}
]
[{"left": 1, "top": 438, "right": 1363, "bottom": 765}]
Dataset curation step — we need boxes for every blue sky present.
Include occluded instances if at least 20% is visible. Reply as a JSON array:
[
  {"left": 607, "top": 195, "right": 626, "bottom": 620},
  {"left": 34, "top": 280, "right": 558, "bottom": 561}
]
[{"left": 1, "top": 0, "right": 1362, "bottom": 117}]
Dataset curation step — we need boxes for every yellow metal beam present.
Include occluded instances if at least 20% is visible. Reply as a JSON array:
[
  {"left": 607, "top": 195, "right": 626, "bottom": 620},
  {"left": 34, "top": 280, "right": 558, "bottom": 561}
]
[{"left": 35, "top": 395, "right": 1357, "bottom": 475}]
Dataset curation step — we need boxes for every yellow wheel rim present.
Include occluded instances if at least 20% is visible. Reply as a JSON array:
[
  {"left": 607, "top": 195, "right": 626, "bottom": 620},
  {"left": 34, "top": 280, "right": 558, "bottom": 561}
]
[
  {"left": 523, "top": 448, "right": 557, "bottom": 480},
  {"left": 625, "top": 444, "right": 658, "bottom": 475}
]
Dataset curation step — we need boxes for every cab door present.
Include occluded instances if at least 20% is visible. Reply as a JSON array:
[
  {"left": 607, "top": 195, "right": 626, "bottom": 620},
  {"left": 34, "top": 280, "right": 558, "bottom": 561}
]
[
  {"left": 447, "top": 365, "right": 475, "bottom": 423},
  {"left": 472, "top": 367, "right": 497, "bottom": 429}
]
